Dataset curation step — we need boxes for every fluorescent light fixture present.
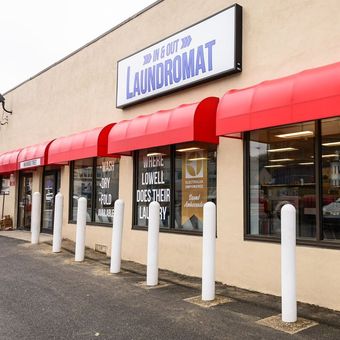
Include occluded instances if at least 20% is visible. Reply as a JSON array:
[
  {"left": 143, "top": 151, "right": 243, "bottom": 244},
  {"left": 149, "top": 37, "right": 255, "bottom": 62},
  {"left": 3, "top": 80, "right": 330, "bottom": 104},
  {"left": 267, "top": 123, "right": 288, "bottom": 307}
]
[
  {"left": 146, "top": 152, "right": 165, "bottom": 157},
  {"left": 298, "top": 162, "right": 314, "bottom": 165},
  {"left": 176, "top": 147, "right": 202, "bottom": 152},
  {"left": 268, "top": 147, "right": 297, "bottom": 153},
  {"left": 264, "top": 164, "right": 285, "bottom": 168},
  {"left": 322, "top": 141, "right": 340, "bottom": 146},
  {"left": 276, "top": 131, "right": 314, "bottom": 138},
  {"left": 188, "top": 157, "right": 208, "bottom": 161},
  {"left": 322, "top": 154, "right": 339, "bottom": 158},
  {"left": 269, "top": 158, "right": 293, "bottom": 162}
]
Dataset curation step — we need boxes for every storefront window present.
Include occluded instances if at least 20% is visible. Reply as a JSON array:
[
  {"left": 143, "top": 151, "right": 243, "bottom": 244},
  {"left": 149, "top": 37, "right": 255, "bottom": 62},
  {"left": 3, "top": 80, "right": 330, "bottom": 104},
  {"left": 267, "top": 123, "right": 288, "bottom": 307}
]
[
  {"left": 134, "top": 143, "right": 217, "bottom": 233},
  {"left": 248, "top": 122, "right": 316, "bottom": 239},
  {"left": 1, "top": 176, "right": 10, "bottom": 194},
  {"left": 321, "top": 118, "right": 340, "bottom": 240},
  {"left": 72, "top": 159, "right": 93, "bottom": 222},
  {"left": 174, "top": 143, "right": 217, "bottom": 231},
  {"left": 135, "top": 147, "right": 171, "bottom": 228},
  {"left": 17, "top": 173, "right": 32, "bottom": 230},
  {"left": 70, "top": 157, "right": 119, "bottom": 225},
  {"left": 95, "top": 157, "right": 120, "bottom": 224},
  {"left": 247, "top": 118, "right": 340, "bottom": 245}
]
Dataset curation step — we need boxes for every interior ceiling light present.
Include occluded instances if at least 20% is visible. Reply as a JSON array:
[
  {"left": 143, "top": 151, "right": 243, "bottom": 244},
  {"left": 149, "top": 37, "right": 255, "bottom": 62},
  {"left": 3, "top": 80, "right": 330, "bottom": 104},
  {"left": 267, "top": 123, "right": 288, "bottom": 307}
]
[
  {"left": 322, "top": 141, "right": 340, "bottom": 146},
  {"left": 322, "top": 154, "right": 339, "bottom": 158},
  {"left": 269, "top": 158, "right": 293, "bottom": 162},
  {"left": 176, "top": 147, "right": 202, "bottom": 152},
  {"left": 146, "top": 152, "right": 166, "bottom": 157},
  {"left": 299, "top": 162, "right": 314, "bottom": 165},
  {"left": 188, "top": 157, "right": 208, "bottom": 161},
  {"left": 276, "top": 131, "right": 314, "bottom": 138},
  {"left": 264, "top": 164, "right": 285, "bottom": 168},
  {"left": 268, "top": 147, "right": 297, "bottom": 153}
]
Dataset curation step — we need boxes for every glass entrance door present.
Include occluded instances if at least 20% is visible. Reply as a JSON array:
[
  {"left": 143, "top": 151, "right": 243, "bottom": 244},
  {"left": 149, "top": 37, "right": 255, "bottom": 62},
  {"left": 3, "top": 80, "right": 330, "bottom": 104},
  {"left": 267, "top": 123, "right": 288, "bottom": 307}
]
[
  {"left": 18, "top": 173, "right": 33, "bottom": 230},
  {"left": 42, "top": 170, "right": 61, "bottom": 233}
]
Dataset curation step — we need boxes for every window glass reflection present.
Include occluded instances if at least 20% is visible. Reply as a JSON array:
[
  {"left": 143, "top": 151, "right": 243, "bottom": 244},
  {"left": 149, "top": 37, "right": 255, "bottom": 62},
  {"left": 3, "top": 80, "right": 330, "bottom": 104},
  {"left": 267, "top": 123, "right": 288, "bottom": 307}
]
[
  {"left": 174, "top": 143, "right": 216, "bottom": 231},
  {"left": 1, "top": 176, "right": 10, "bottom": 194},
  {"left": 135, "top": 147, "right": 171, "bottom": 228},
  {"left": 321, "top": 118, "right": 340, "bottom": 240},
  {"left": 95, "top": 157, "right": 120, "bottom": 224},
  {"left": 134, "top": 143, "right": 217, "bottom": 232},
  {"left": 249, "top": 122, "right": 316, "bottom": 238},
  {"left": 72, "top": 159, "right": 93, "bottom": 222}
]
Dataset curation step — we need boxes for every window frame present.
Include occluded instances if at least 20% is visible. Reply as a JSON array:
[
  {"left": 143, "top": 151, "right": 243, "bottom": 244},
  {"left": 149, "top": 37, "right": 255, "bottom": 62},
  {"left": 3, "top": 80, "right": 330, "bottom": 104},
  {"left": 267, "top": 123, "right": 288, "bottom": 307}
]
[
  {"left": 68, "top": 157, "right": 119, "bottom": 227},
  {"left": 244, "top": 119, "right": 340, "bottom": 249},
  {"left": 132, "top": 143, "right": 217, "bottom": 236}
]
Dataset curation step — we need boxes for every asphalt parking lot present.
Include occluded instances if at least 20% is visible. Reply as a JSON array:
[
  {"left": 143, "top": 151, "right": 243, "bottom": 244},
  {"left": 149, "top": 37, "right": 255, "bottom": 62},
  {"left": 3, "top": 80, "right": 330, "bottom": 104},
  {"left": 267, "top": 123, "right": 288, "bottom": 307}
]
[{"left": 0, "top": 235, "right": 340, "bottom": 339}]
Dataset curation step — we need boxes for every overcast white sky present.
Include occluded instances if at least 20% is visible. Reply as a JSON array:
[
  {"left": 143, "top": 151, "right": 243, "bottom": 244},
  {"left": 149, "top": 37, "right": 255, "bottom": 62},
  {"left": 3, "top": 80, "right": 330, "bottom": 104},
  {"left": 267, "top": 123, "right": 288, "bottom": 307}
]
[{"left": 0, "top": 0, "right": 157, "bottom": 93}]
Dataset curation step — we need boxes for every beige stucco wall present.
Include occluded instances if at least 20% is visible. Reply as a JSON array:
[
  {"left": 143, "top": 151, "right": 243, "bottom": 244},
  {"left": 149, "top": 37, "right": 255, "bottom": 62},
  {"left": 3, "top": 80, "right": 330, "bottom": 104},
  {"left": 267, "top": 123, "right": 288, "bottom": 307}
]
[
  {"left": 1, "top": 0, "right": 340, "bottom": 310},
  {"left": 32, "top": 168, "right": 43, "bottom": 194}
]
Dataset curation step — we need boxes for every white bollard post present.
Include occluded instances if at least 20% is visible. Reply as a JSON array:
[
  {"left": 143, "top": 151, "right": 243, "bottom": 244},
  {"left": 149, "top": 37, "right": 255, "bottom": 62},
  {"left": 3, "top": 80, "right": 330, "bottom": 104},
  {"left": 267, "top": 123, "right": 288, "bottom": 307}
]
[
  {"left": 147, "top": 201, "right": 160, "bottom": 286},
  {"left": 75, "top": 197, "right": 87, "bottom": 262},
  {"left": 110, "top": 199, "right": 125, "bottom": 274},
  {"left": 281, "top": 204, "right": 297, "bottom": 323},
  {"left": 202, "top": 202, "right": 216, "bottom": 301},
  {"left": 52, "top": 193, "right": 64, "bottom": 253},
  {"left": 31, "top": 192, "right": 42, "bottom": 245}
]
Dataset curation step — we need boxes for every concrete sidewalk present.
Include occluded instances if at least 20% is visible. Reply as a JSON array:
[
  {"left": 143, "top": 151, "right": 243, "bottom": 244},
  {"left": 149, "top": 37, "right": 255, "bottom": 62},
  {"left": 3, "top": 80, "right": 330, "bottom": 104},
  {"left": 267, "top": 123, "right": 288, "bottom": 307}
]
[
  {"left": 2, "top": 229, "right": 340, "bottom": 335},
  {"left": 0, "top": 230, "right": 53, "bottom": 243},
  {"left": 55, "top": 239, "right": 340, "bottom": 331}
]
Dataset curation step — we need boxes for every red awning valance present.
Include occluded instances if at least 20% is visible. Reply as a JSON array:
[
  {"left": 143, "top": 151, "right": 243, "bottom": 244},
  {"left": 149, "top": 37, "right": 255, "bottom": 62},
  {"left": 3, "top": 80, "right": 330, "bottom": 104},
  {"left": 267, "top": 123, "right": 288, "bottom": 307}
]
[
  {"left": 107, "top": 97, "right": 219, "bottom": 154},
  {"left": 17, "top": 141, "right": 52, "bottom": 170},
  {"left": 216, "top": 61, "right": 340, "bottom": 135},
  {"left": 0, "top": 149, "right": 21, "bottom": 174},
  {"left": 48, "top": 124, "right": 114, "bottom": 164}
]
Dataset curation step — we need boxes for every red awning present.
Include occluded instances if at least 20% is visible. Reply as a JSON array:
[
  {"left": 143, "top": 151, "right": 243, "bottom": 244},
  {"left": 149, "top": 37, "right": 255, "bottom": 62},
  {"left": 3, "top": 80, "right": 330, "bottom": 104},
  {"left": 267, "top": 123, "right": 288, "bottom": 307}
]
[
  {"left": 107, "top": 97, "right": 219, "bottom": 154},
  {"left": 17, "top": 141, "right": 53, "bottom": 170},
  {"left": 0, "top": 149, "right": 21, "bottom": 174},
  {"left": 216, "top": 61, "right": 340, "bottom": 135},
  {"left": 48, "top": 124, "right": 114, "bottom": 164}
]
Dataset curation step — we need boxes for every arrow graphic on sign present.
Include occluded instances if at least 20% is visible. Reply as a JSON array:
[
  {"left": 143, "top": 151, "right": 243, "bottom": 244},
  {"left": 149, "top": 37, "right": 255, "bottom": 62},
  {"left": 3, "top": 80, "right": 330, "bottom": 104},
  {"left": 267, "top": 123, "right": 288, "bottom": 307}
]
[
  {"left": 181, "top": 35, "right": 192, "bottom": 49},
  {"left": 143, "top": 53, "right": 152, "bottom": 65}
]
